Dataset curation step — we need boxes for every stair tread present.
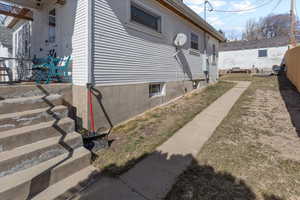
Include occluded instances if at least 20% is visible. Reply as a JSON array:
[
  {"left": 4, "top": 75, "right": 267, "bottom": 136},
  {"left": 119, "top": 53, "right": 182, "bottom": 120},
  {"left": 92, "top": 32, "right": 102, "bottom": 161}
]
[
  {"left": 0, "top": 147, "right": 91, "bottom": 193},
  {"left": 0, "top": 131, "right": 81, "bottom": 163},
  {"left": 0, "top": 117, "right": 73, "bottom": 139},
  {"left": 0, "top": 105, "right": 67, "bottom": 120},
  {"left": 32, "top": 165, "right": 97, "bottom": 200},
  {"left": 0, "top": 94, "right": 62, "bottom": 105}
]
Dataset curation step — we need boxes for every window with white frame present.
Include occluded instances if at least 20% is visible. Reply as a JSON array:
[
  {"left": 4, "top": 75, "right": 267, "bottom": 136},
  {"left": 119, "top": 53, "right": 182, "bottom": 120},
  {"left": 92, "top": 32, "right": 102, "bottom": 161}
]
[
  {"left": 130, "top": 2, "right": 162, "bottom": 32},
  {"left": 149, "top": 83, "right": 164, "bottom": 97},
  {"left": 48, "top": 9, "right": 56, "bottom": 43},
  {"left": 258, "top": 49, "right": 268, "bottom": 57},
  {"left": 191, "top": 33, "right": 199, "bottom": 50}
]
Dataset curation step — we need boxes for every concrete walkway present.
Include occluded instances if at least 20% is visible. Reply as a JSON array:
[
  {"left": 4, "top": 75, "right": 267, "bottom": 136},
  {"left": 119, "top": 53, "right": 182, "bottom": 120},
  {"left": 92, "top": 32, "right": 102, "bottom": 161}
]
[{"left": 75, "top": 81, "right": 251, "bottom": 200}]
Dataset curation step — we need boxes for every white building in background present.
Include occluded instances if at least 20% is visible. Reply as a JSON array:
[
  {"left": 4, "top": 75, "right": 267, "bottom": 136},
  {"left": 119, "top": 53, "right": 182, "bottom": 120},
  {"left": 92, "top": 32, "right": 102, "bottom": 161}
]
[{"left": 219, "top": 37, "right": 290, "bottom": 71}]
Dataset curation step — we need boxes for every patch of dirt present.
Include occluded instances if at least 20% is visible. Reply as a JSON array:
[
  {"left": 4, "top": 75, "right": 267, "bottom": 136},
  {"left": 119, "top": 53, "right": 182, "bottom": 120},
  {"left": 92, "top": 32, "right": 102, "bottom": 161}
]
[
  {"left": 241, "top": 88, "right": 300, "bottom": 162},
  {"left": 167, "top": 75, "right": 300, "bottom": 200}
]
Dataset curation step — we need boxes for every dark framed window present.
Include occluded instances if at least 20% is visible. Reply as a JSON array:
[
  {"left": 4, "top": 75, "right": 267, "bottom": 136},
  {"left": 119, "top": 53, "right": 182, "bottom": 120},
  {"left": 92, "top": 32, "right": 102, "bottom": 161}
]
[
  {"left": 191, "top": 33, "right": 199, "bottom": 50},
  {"left": 48, "top": 9, "right": 56, "bottom": 43},
  {"left": 131, "top": 3, "right": 161, "bottom": 32},
  {"left": 258, "top": 49, "right": 268, "bottom": 57},
  {"left": 212, "top": 44, "right": 217, "bottom": 63},
  {"left": 149, "top": 83, "right": 164, "bottom": 97}
]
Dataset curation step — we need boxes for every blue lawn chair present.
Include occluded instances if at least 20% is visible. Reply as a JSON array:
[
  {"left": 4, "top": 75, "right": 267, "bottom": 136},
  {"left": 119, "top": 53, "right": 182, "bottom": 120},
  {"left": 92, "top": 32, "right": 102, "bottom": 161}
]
[
  {"left": 32, "top": 56, "right": 71, "bottom": 84},
  {"left": 32, "top": 57, "right": 52, "bottom": 84},
  {"left": 50, "top": 56, "right": 71, "bottom": 82}
]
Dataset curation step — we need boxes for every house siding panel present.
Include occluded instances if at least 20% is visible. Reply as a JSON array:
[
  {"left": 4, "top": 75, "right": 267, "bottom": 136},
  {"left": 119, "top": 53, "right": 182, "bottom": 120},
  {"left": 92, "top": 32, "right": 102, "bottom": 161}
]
[
  {"left": 93, "top": 0, "right": 213, "bottom": 85},
  {"left": 72, "top": 0, "right": 89, "bottom": 85}
]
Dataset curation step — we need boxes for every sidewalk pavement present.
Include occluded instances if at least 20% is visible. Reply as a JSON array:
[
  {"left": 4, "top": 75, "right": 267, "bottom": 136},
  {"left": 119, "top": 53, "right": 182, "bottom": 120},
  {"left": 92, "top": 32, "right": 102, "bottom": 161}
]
[{"left": 74, "top": 81, "right": 251, "bottom": 200}]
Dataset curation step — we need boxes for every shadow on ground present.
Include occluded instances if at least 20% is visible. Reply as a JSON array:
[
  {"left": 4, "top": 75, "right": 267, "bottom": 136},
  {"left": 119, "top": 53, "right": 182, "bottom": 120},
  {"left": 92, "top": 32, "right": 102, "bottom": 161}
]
[
  {"left": 57, "top": 150, "right": 284, "bottom": 200},
  {"left": 277, "top": 73, "right": 300, "bottom": 137}
]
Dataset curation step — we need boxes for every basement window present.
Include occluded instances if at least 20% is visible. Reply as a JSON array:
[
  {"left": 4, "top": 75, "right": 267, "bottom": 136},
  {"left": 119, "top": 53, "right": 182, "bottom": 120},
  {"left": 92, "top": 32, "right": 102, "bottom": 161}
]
[
  {"left": 258, "top": 49, "right": 268, "bottom": 57},
  {"left": 191, "top": 33, "right": 199, "bottom": 50},
  {"left": 130, "top": 3, "right": 161, "bottom": 32},
  {"left": 48, "top": 9, "right": 56, "bottom": 43},
  {"left": 149, "top": 83, "right": 165, "bottom": 97}
]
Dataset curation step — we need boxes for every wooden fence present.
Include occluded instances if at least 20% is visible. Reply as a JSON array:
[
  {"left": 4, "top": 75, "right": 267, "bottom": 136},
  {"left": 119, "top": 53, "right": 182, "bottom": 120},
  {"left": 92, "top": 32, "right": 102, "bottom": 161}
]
[{"left": 286, "top": 46, "right": 300, "bottom": 91}]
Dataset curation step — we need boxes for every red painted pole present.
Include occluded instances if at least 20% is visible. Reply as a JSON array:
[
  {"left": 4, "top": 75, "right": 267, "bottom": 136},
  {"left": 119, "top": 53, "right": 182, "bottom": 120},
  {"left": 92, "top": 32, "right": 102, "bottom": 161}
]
[{"left": 88, "top": 86, "right": 96, "bottom": 134}]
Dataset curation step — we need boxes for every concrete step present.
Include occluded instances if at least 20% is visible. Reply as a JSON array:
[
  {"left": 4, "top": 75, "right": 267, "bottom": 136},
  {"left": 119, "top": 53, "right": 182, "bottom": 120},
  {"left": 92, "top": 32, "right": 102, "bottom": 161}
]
[
  {"left": 0, "top": 132, "right": 83, "bottom": 178},
  {"left": 0, "top": 94, "right": 63, "bottom": 115},
  {"left": 0, "top": 83, "right": 72, "bottom": 100},
  {"left": 32, "top": 166, "right": 96, "bottom": 200},
  {"left": 0, "top": 118, "right": 75, "bottom": 152},
  {"left": 0, "top": 147, "right": 93, "bottom": 200},
  {"left": 0, "top": 105, "right": 69, "bottom": 132}
]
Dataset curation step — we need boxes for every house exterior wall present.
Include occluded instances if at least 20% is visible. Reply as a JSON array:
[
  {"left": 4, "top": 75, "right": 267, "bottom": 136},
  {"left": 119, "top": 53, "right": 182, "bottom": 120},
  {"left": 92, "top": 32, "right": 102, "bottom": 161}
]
[
  {"left": 92, "top": 0, "right": 219, "bottom": 85},
  {"left": 91, "top": 79, "right": 207, "bottom": 131},
  {"left": 219, "top": 46, "right": 287, "bottom": 70},
  {"left": 79, "top": 0, "right": 219, "bottom": 130}
]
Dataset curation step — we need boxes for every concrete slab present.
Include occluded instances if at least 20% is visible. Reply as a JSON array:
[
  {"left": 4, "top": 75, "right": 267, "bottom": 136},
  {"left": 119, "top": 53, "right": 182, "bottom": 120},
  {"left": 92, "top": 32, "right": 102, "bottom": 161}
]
[
  {"left": 74, "top": 177, "right": 145, "bottom": 200},
  {"left": 76, "top": 81, "right": 251, "bottom": 200}
]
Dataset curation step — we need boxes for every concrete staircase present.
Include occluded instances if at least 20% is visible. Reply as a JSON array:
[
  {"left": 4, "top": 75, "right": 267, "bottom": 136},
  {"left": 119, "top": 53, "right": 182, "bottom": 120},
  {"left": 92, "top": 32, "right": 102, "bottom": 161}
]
[{"left": 0, "top": 85, "right": 95, "bottom": 200}]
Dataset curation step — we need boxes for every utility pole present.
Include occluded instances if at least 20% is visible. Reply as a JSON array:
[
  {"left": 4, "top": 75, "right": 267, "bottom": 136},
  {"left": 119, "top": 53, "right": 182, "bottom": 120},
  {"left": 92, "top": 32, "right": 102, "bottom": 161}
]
[
  {"left": 204, "top": 0, "right": 208, "bottom": 21},
  {"left": 204, "top": 0, "right": 213, "bottom": 21},
  {"left": 290, "top": 0, "right": 297, "bottom": 47}
]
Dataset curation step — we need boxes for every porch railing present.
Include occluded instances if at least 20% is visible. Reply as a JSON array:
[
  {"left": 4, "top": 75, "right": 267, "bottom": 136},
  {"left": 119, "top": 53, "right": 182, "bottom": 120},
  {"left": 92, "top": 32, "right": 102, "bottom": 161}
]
[{"left": 0, "top": 57, "right": 33, "bottom": 84}]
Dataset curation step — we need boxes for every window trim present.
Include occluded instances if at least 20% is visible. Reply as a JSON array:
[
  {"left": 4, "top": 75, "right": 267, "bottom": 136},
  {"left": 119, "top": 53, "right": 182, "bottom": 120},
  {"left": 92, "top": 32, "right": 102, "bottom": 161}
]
[
  {"left": 125, "top": 0, "right": 164, "bottom": 38},
  {"left": 130, "top": 2, "right": 162, "bottom": 33},
  {"left": 258, "top": 49, "right": 268, "bottom": 58},
  {"left": 190, "top": 33, "right": 199, "bottom": 51},
  {"left": 149, "top": 82, "right": 166, "bottom": 98}
]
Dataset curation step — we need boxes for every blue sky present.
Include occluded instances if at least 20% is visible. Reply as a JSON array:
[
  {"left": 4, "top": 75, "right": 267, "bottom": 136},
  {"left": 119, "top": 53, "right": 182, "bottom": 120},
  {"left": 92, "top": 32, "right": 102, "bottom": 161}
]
[{"left": 183, "top": 0, "right": 300, "bottom": 38}]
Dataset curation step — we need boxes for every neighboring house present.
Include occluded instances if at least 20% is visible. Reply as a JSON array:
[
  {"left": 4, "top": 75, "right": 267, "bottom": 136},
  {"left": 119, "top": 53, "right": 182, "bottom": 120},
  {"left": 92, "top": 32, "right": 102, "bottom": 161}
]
[
  {"left": 219, "top": 36, "right": 290, "bottom": 71},
  {"left": 2, "top": 0, "right": 225, "bottom": 130},
  {"left": 0, "top": 25, "right": 12, "bottom": 82},
  {"left": 0, "top": 25, "right": 12, "bottom": 58}
]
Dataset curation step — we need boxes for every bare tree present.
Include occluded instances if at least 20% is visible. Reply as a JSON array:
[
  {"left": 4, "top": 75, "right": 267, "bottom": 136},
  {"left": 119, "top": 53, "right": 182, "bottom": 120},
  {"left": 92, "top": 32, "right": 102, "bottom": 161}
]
[
  {"left": 242, "top": 13, "right": 294, "bottom": 40},
  {"left": 226, "top": 30, "right": 241, "bottom": 41}
]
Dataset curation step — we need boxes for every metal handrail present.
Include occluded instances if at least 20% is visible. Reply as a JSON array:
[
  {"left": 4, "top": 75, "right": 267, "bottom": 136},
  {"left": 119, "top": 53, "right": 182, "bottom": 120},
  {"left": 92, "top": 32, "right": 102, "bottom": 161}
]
[{"left": 0, "top": 57, "right": 33, "bottom": 83}]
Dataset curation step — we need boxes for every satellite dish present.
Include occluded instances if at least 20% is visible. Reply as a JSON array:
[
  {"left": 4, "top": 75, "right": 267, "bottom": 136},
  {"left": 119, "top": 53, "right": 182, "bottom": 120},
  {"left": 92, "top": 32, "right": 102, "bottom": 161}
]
[{"left": 174, "top": 33, "right": 187, "bottom": 47}]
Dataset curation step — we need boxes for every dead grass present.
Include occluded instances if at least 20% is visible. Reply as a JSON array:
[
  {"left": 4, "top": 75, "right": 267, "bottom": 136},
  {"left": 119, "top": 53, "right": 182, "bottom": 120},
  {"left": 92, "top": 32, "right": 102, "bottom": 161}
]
[
  {"left": 220, "top": 73, "right": 253, "bottom": 82},
  {"left": 92, "top": 81, "right": 236, "bottom": 176},
  {"left": 166, "top": 75, "right": 300, "bottom": 200}
]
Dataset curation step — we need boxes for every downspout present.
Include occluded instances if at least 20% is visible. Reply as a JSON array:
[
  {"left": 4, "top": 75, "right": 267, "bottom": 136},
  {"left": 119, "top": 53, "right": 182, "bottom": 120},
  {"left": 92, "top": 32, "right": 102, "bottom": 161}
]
[
  {"left": 87, "top": 0, "right": 95, "bottom": 134},
  {"left": 204, "top": 32, "right": 209, "bottom": 83}
]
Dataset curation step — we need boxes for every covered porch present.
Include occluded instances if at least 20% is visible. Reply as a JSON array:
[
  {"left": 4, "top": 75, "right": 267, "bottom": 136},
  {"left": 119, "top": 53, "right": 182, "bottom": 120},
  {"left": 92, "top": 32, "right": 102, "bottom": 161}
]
[{"left": 0, "top": 0, "right": 77, "bottom": 85}]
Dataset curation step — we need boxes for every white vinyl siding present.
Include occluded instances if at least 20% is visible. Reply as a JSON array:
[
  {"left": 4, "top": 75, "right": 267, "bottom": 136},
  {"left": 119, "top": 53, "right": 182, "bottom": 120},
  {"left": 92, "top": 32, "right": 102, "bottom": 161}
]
[
  {"left": 71, "top": 0, "right": 89, "bottom": 85},
  {"left": 92, "top": 0, "right": 216, "bottom": 85}
]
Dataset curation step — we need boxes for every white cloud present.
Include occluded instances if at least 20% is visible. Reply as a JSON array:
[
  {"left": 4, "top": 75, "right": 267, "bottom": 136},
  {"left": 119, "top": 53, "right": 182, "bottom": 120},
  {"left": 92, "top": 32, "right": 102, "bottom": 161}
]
[
  {"left": 208, "top": 15, "right": 224, "bottom": 26},
  {"left": 230, "top": 0, "right": 256, "bottom": 14},
  {"left": 188, "top": 4, "right": 204, "bottom": 14},
  {"left": 183, "top": 0, "right": 227, "bottom": 14},
  {"left": 211, "top": 0, "right": 227, "bottom": 8}
]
